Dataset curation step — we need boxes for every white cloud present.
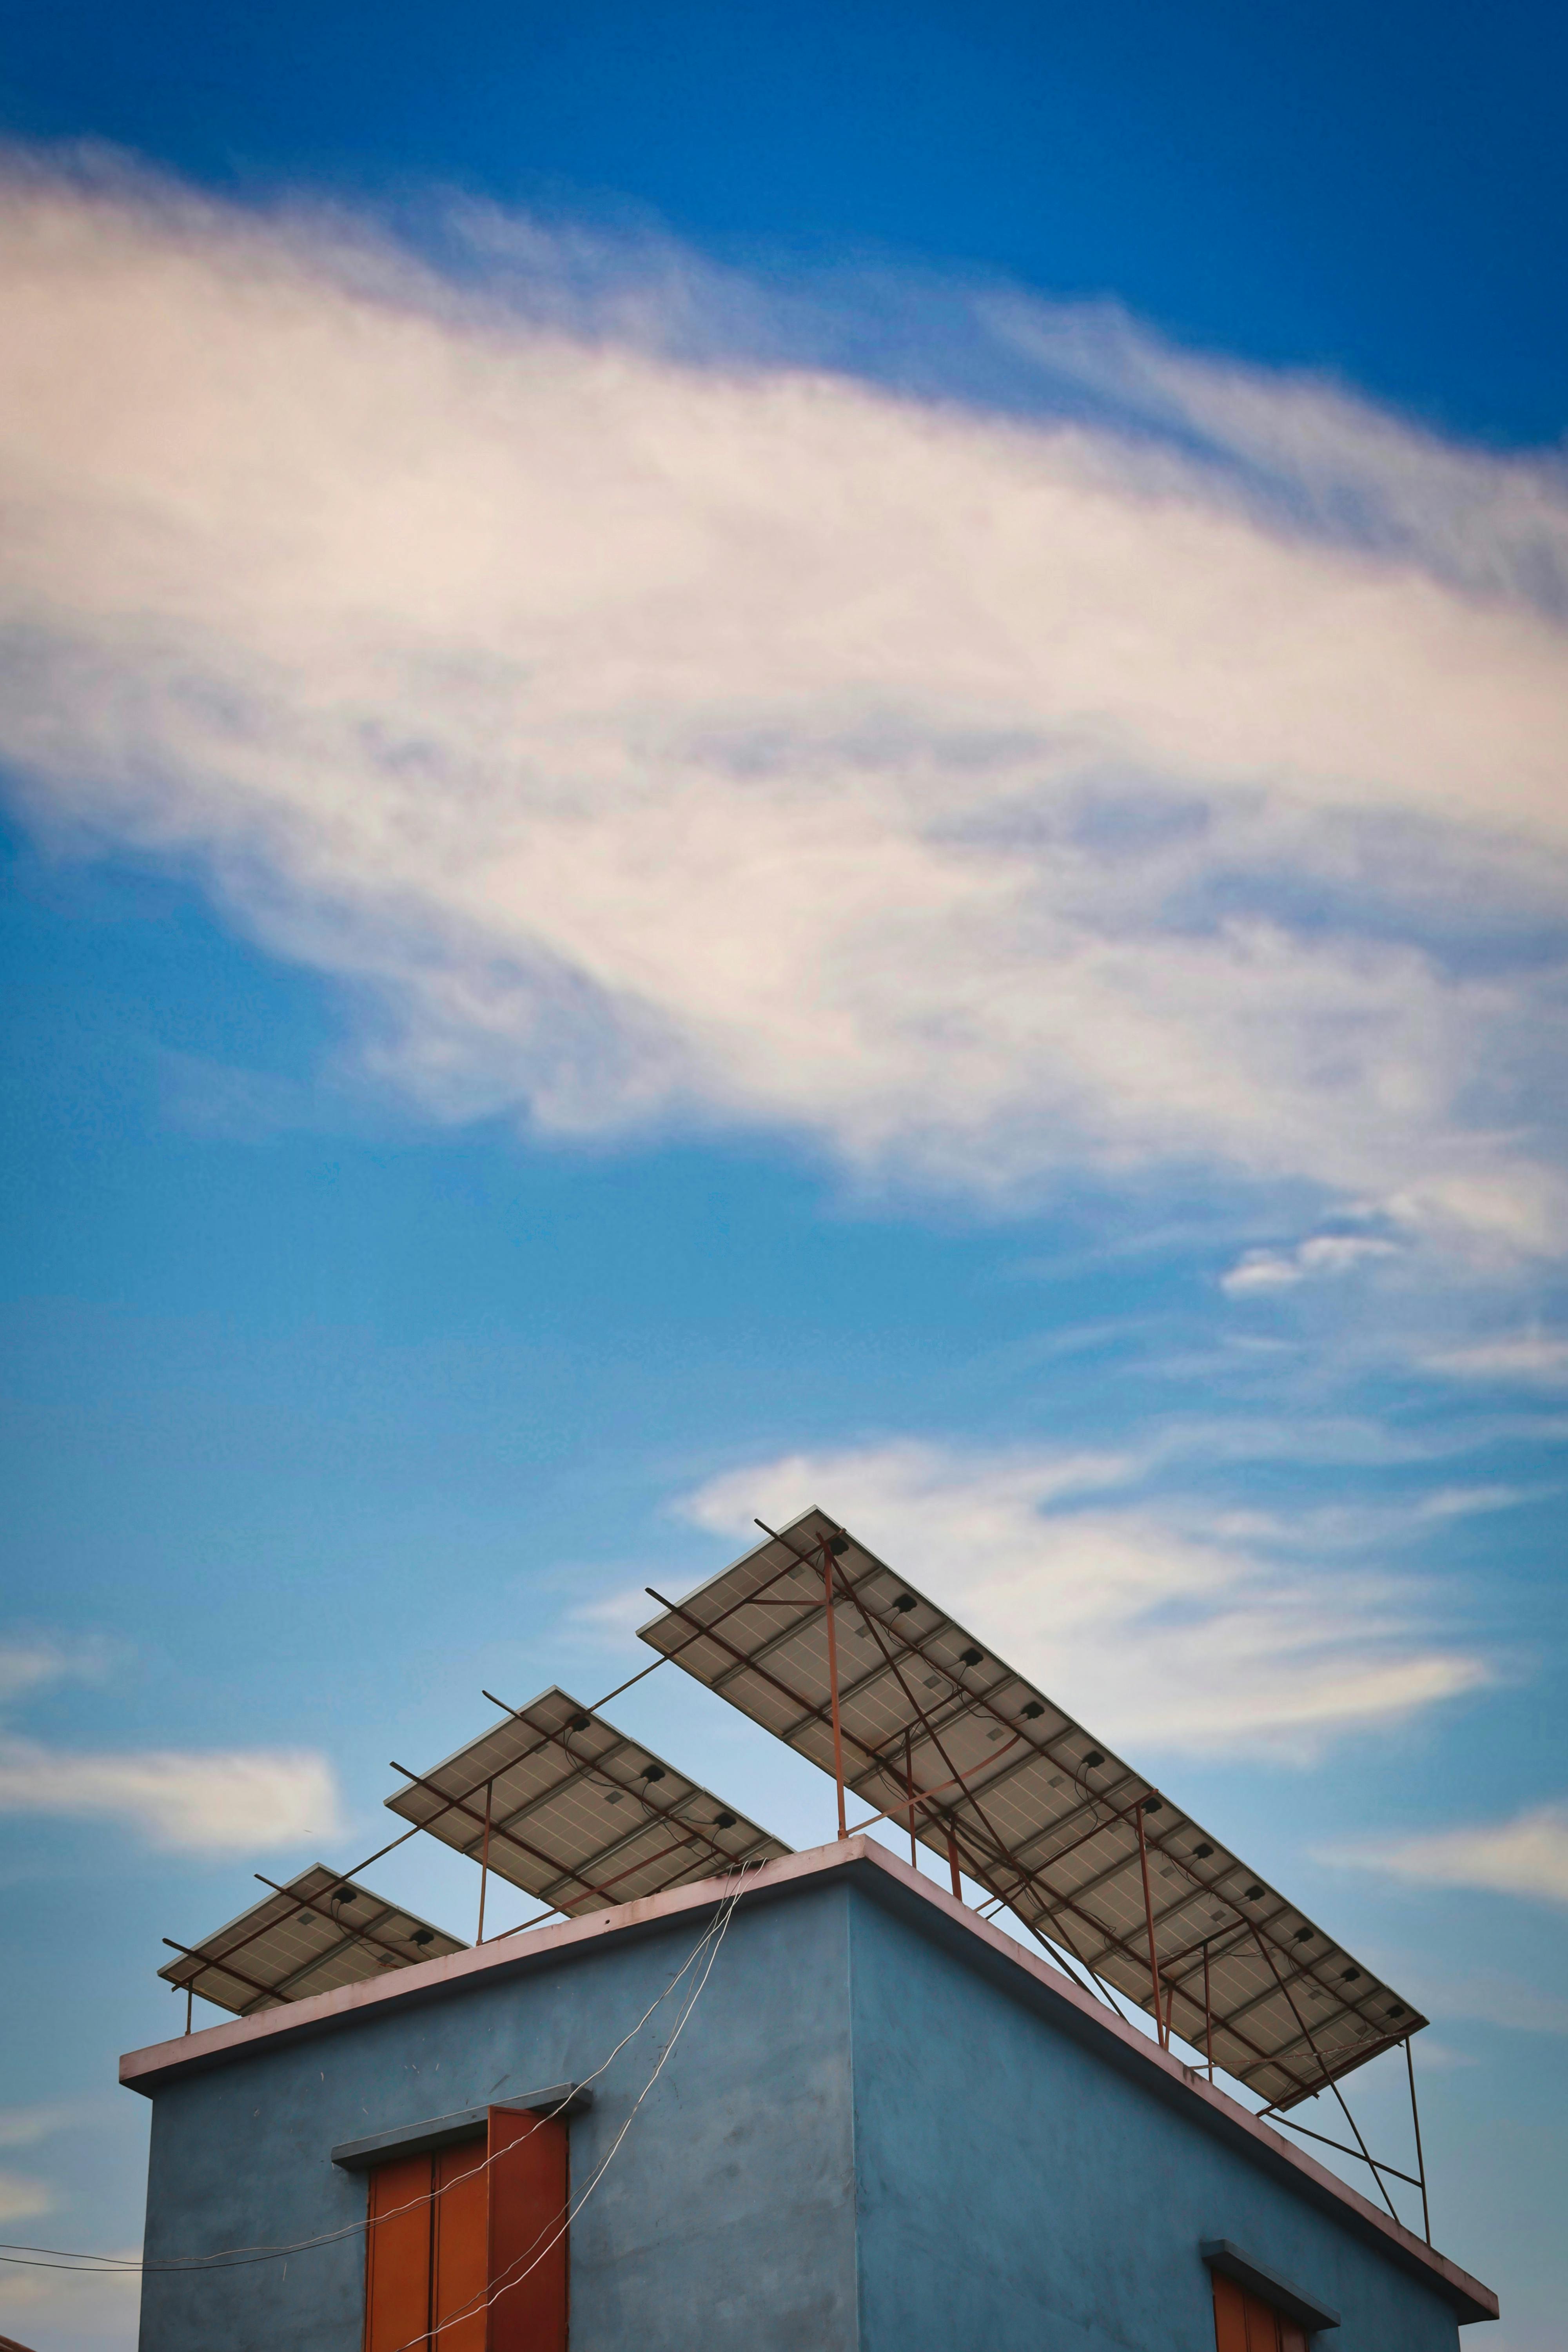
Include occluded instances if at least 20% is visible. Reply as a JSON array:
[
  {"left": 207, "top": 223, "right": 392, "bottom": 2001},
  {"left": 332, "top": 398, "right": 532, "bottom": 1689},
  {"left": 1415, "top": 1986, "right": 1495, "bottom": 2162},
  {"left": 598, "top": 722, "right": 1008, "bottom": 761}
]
[
  {"left": 1423, "top": 1334, "right": 1568, "bottom": 1386},
  {"left": 0, "top": 2250, "right": 142, "bottom": 2347},
  {"left": 1321, "top": 1801, "right": 1568, "bottom": 1906},
  {"left": 0, "top": 1620, "right": 345, "bottom": 1854},
  {"left": 1, "top": 160, "right": 1566, "bottom": 1255},
  {"left": 1221, "top": 1233, "right": 1402, "bottom": 1295},
  {"left": 0, "top": 2168, "right": 54, "bottom": 2223},
  {"left": 1405, "top": 1967, "right": 1568, "bottom": 2037},
  {"left": 0, "top": 2102, "right": 79, "bottom": 2151},
  {"left": 0, "top": 1635, "right": 118, "bottom": 1706},
  {"left": 0, "top": 1734, "right": 343, "bottom": 1853},
  {"left": 678, "top": 1441, "right": 1489, "bottom": 1757}
]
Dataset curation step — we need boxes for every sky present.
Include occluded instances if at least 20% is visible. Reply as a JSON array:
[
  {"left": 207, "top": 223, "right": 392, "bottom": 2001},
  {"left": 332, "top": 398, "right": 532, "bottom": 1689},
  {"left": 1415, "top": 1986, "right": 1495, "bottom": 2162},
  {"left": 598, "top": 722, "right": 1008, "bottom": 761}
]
[{"left": 0, "top": 0, "right": 1565, "bottom": 2343}]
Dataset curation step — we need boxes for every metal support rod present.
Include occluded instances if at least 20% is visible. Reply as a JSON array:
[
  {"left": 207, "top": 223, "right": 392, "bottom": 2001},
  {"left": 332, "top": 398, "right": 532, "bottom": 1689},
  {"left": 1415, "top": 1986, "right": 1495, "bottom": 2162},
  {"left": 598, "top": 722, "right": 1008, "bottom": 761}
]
[
  {"left": 162, "top": 1935, "right": 285, "bottom": 2011},
  {"left": 845, "top": 1761, "right": 972, "bottom": 1836},
  {"left": 249, "top": 1874, "right": 436, "bottom": 1977},
  {"left": 710, "top": 1520, "right": 1372, "bottom": 2106},
  {"left": 1016, "top": 1913, "right": 1123, "bottom": 2016},
  {"left": 821, "top": 1537, "right": 848, "bottom": 1840},
  {"left": 653, "top": 1553, "right": 1319, "bottom": 2105},
  {"left": 946, "top": 1826, "right": 963, "bottom": 1900},
  {"left": 1406, "top": 2036, "right": 1432, "bottom": 2245},
  {"left": 1264, "top": 2113, "right": 1425, "bottom": 2190},
  {"left": 904, "top": 1731, "right": 917, "bottom": 1868},
  {"left": 1135, "top": 1802, "right": 1167, "bottom": 2049},
  {"left": 185, "top": 1985, "right": 192, "bottom": 2036},
  {"left": 477, "top": 1778, "right": 494, "bottom": 1944},
  {"left": 1203, "top": 1940, "right": 1213, "bottom": 2082},
  {"left": 1248, "top": 1926, "right": 1404, "bottom": 2229}
]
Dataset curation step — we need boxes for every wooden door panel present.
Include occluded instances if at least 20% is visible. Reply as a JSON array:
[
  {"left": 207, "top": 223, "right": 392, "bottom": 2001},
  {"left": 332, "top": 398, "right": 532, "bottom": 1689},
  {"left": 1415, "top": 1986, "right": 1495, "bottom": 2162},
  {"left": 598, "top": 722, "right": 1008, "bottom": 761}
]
[
  {"left": 433, "top": 2140, "right": 488, "bottom": 2352},
  {"left": 365, "top": 2153, "right": 432, "bottom": 2352},
  {"left": 1212, "top": 2270, "right": 1304, "bottom": 2352},
  {"left": 487, "top": 2107, "right": 569, "bottom": 2352}
]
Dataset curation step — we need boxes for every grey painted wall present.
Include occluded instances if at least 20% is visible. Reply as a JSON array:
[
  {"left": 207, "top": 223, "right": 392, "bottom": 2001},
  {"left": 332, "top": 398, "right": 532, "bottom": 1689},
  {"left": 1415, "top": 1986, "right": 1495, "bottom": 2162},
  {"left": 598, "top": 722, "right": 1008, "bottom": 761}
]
[
  {"left": 846, "top": 1882, "right": 1462, "bottom": 2352},
  {"left": 136, "top": 1882, "right": 859, "bottom": 2352},
  {"left": 132, "top": 1867, "right": 1478, "bottom": 2352}
]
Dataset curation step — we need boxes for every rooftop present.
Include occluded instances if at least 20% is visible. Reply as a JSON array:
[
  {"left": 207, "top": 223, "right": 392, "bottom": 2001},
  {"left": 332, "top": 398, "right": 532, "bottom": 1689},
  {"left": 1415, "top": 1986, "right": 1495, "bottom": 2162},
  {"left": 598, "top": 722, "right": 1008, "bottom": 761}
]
[{"left": 121, "top": 1832, "right": 1496, "bottom": 2328}]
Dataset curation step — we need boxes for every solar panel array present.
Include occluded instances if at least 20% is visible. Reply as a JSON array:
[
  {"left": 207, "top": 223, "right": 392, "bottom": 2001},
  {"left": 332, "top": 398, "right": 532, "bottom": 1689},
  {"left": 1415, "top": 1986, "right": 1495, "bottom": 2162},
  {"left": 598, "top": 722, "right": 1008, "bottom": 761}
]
[
  {"left": 381, "top": 1684, "right": 791, "bottom": 1915},
  {"left": 157, "top": 1866, "right": 467, "bottom": 2017},
  {"left": 637, "top": 1507, "right": 1425, "bottom": 2111}
]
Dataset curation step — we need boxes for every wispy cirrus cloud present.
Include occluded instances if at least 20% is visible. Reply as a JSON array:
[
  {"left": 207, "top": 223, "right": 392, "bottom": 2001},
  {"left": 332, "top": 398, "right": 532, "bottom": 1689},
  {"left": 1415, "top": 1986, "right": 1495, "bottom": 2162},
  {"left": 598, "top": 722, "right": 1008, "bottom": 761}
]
[
  {"left": 1321, "top": 1801, "right": 1568, "bottom": 1906},
  {"left": 1422, "top": 1334, "right": 1568, "bottom": 1387},
  {"left": 0, "top": 2169, "right": 53, "bottom": 2223},
  {"left": 0, "top": 1634, "right": 120, "bottom": 1706},
  {"left": 0, "top": 1630, "right": 343, "bottom": 1853},
  {"left": 0, "top": 2101, "right": 86, "bottom": 2150},
  {"left": 1221, "top": 1233, "right": 1402, "bottom": 1296},
  {"left": 1, "top": 154, "right": 1566, "bottom": 1270},
  {"left": 677, "top": 1440, "right": 1494, "bottom": 1759},
  {"left": 0, "top": 1735, "right": 343, "bottom": 1853}
]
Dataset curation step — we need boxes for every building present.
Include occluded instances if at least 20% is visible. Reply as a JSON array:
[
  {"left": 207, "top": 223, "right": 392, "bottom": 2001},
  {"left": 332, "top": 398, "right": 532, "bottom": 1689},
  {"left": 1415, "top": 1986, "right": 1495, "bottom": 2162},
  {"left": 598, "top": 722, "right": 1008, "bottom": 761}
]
[{"left": 121, "top": 1836, "right": 1497, "bottom": 2351}]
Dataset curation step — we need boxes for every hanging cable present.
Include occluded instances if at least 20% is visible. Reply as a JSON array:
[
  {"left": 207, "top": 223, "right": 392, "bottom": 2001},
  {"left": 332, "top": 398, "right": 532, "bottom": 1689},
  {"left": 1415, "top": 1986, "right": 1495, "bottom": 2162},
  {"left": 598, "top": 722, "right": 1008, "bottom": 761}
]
[
  {"left": 388, "top": 1862, "right": 756, "bottom": 2351},
  {"left": 0, "top": 1875, "right": 751, "bottom": 2279}
]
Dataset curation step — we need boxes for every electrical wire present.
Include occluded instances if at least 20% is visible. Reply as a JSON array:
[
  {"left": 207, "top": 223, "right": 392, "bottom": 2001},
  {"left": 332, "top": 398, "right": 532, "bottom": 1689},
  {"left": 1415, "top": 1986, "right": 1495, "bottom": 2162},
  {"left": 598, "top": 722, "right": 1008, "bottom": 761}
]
[
  {"left": 389, "top": 1860, "right": 755, "bottom": 2352},
  {"left": 0, "top": 1876, "right": 750, "bottom": 2280}
]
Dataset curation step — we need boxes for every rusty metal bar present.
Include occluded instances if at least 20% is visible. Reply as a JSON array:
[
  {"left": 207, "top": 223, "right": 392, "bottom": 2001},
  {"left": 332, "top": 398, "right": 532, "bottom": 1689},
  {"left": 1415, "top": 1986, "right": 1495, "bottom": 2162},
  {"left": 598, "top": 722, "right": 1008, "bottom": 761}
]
[
  {"left": 746, "top": 1523, "right": 1111, "bottom": 1822},
  {"left": 162, "top": 1935, "right": 287, "bottom": 2013},
  {"left": 1135, "top": 1802, "right": 1167, "bottom": 2050},
  {"left": 242, "top": 1880, "right": 455, "bottom": 2007},
  {"left": 714, "top": 1524, "right": 1385, "bottom": 2103},
  {"left": 1248, "top": 1925, "right": 1402, "bottom": 2225},
  {"left": 250, "top": 1875, "right": 439, "bottom": 1978},
  {"left": 653, "top": 1550, "right": 1317, "bottom": 2104},
  {"left": 1204, "top": 1940, "right": 1214, "bottom": 2082},
  {"left": 1264, "top": 2112, "right": 1424, "bottom": 2190},
  {"left": 1406, "top": 2036, "right": 1432, "bottom": 2244},
  {"left": 483, "top": 1703, "right": 762, "bottom": 1887},
  {"left": 821, "top": 1536, "right": 849, "bottom": 1840},
  {"left": 390, "top": 1760, "right": 612, "bottom": 1907},
  {"left": 162, "top": 1864, "right": 390, "bottom": 1993},
  {"left": 477, "top": 1779, "right": 494, "bottom": 1943}
]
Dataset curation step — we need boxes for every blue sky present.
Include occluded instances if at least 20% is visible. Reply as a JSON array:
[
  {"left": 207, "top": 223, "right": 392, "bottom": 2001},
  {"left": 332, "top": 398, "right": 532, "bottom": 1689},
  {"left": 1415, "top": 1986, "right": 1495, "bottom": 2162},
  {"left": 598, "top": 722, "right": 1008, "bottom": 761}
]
[{"left": 1, "top": 3, "right": 1565, "bottom": 2345}]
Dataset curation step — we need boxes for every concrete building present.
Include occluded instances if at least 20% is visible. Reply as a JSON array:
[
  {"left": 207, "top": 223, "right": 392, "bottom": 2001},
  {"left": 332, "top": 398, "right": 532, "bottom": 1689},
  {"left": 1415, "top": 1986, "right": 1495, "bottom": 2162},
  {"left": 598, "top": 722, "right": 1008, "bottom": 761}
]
[{"left": 122, "top": 1837, "right": 1497, "bottom": 2352}]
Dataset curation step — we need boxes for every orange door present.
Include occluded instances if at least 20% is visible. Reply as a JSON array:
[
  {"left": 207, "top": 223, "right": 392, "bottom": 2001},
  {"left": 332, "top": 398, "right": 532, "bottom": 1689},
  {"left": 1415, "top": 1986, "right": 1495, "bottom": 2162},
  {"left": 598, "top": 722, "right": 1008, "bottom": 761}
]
[
  {"left": 432, "top": 2140, "right": 489, "bottom": 2352},
  {"left": 1211, "top": 2270, "right": 1309, "bottom": 2352},
  {"left": 365, "top": 2152, "right": 433, "bottom": 2352},
  {"left": 1212, "top": 2272, "right": 1250, "bottom": 2352},
  {"left": 487, "top": 2107, "right": 569, "bottom": 2352}
]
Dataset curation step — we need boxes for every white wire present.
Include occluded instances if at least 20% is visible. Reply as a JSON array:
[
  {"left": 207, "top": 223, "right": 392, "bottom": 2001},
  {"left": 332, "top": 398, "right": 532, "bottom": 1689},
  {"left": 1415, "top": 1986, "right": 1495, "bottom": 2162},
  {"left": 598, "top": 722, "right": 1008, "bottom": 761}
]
[
  {"left": 392, "top": 1861, "right": 755, "bottom": 2352},
  {"left": 0, "top": 1881, "right": 746, "bottom": 2279}
]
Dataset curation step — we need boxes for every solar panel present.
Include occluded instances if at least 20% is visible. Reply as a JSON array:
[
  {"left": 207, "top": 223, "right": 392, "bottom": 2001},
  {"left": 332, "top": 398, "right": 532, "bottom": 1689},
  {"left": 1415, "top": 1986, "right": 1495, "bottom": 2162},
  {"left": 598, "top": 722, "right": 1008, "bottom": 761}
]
[
  {"left": 636, "top": 1508, "right": 1425, "bottom": 2112},
  {"left": 158, "top": 1866, "right": 467, "bottom": 2017},
  {"left": 382, "top": 1684, "right": 791, "bottom": 1915}
]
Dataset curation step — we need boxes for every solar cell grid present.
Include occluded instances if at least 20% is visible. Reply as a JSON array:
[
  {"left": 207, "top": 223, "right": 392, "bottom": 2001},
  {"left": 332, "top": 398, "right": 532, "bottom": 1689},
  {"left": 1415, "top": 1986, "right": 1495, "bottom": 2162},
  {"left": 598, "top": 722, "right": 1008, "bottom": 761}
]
[
  {"left": 382, "top": 1684, "right": 790, "bottom": 1916},
  {"left": 637, "top": 1507, "right": 1424, "bottom": 2111},
  {"left": 158, "top": 1866, "right": 467, "bottom": 2018}
]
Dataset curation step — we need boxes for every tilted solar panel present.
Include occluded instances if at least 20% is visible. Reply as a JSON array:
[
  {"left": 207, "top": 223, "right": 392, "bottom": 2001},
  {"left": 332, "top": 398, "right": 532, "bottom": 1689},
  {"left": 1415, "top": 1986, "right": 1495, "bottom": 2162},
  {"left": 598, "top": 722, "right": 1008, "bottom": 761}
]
[
  {"left": 158, "top": 1866, "right": 466, "bottom": 2017},
  {"left": 637, "top": 1507, "right": 1424, "bottom": 2112},
  {"left": 382, "top": 1684, "right": 790, "bottom": 1916}
]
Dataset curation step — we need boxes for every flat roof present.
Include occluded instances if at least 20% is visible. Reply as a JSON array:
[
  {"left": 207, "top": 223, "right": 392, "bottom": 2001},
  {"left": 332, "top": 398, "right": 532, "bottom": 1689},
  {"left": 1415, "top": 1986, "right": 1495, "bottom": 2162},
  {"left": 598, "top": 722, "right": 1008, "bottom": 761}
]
[
  {"left": 120, "top": 1833, "right": 1496, "bottom": 2327},
  {"left": 639, "top": 1506, "right": 1423, "bottom": 2111}
]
